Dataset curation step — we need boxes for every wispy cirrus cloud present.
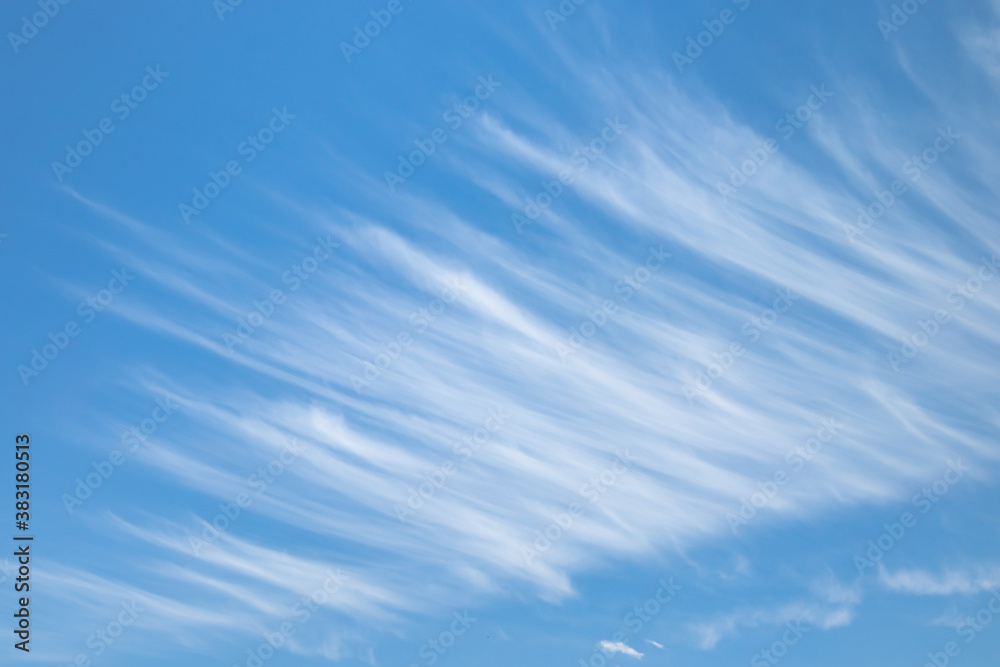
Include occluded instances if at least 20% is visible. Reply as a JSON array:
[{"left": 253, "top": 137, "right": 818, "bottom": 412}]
[
  {"left": 40, "top": 2, "right": 1000, "bottom": 661},
  {"left": 878, "top": 563, "right": 1000, "bottom": 596},
  {"left": 690, "top": 577, "right": 861, "bottom": 650}
]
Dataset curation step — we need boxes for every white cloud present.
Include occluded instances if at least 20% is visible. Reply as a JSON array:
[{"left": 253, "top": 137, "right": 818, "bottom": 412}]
[
  {"left": 49, "top": 2, "right": 1000, "bottom": 659},
  {"left": 691, "top": 577, "right": 861, "bottom": 650},
  {"left": 600, "top": 640, "right": 644, "bottom": 659},
  {"left": 930, "top": 606, "right": 966, "bottom": 629},
  {"left": 879, "top": 564, "right": 1000, "bottom": 596}
]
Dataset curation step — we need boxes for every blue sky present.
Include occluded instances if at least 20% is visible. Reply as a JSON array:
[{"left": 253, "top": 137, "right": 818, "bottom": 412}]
[{"left": 2, "top": 0, "right": 1000, "bottom": 665}]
